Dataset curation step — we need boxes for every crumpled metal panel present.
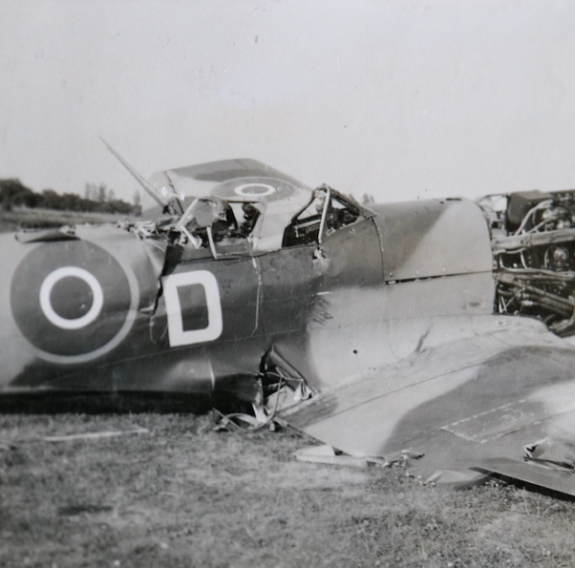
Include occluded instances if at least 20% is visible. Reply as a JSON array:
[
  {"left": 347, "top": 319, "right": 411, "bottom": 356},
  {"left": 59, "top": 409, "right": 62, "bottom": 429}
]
[{"left": 371, "top": 198, "right": 493, "bottom": 282}]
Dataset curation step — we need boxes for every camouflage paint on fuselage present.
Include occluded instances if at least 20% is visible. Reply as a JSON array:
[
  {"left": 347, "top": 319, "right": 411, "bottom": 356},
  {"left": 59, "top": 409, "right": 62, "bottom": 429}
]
[{"left": 4, "top": 158, "right": 575, "bottom": 495}]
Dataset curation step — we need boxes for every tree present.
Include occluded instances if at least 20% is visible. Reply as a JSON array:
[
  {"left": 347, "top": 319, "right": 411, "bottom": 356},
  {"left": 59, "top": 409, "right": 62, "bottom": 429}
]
[
  {"left": 0, "top": 179, "right": 39, "bottom": 211},
  {"left": 97, "top": 183, "right": 108, "bottom": 203},
  {"left": 132, "top": 190, "right": 142, "bottom": 216},
  {"left": 84, "top": 182, "right": 98, "bottom": 201},
  {"left": 0, "top": 178, "right": 138, "bottom": 216},
  {"left": 41, "top": 189, "right": 61, "bottom": 210}
]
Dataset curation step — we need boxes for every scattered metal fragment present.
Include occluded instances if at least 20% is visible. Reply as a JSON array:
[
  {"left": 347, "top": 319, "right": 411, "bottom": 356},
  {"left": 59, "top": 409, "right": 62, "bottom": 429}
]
[
  {"left": 524, "top": 438, "right": 575, "bottom": 470},
  {"left": 295, "top": 445, "right": 370, "bottom": 468},
  {"left": 294, "top": 445, "right": 388, "bottom": 468},
  {"left": 58, "top": 504, "right": 113, "bottom": 516},
  {"left": 41, "top": 426, "right": 149, "bottom": 442}
]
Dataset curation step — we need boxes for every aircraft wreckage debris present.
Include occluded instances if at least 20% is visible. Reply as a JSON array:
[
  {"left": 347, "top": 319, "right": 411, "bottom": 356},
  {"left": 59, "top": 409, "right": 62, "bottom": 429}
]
[
  {"left": 41, "top": 426, "right": 149, "bottom": 443},
  {"left": 4, "top": 147, "right": 575, "bottom": 496},
  {"left": 0, "top": 426, "right": 150, "bottom": 445}
]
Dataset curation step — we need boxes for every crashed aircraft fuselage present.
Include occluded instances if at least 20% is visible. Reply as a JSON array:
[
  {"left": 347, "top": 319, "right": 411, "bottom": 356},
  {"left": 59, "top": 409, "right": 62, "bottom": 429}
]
[
  {"left": 4, "top": 158, "right": 575, "bottom": 495},
  {"left": 0, "top": 168, "right": 495, "bottom": 398}
]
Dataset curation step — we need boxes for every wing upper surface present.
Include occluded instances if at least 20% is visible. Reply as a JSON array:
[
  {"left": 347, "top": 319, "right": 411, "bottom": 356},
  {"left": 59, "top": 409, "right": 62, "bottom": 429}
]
[{"left": 279, "top": 315, "right": 575, "bottom": 494}]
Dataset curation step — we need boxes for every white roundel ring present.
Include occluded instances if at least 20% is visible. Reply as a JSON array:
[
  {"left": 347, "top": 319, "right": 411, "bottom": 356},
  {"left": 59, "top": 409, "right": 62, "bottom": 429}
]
[
  {"left": 39, "top": 267, "right": 104, "bottom": 330},
  {"left": 234, "top": 183, "right": 276, "bottom": 197},
  {"left": 11, "top": 239, "right": 138, "bottom": 363}
]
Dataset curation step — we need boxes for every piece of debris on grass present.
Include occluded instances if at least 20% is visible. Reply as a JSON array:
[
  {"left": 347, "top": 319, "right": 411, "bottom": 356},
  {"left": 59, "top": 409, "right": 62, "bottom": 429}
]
[
  {"left": 58, "top": 504, "right": 114, "bottom": 516},
  {"left": 212, "top": 407, "right": 275, "bottom": 432},
  {"left": 294, "top": 444, "right": 387, "bottom": 468},
  {"left": 42, "top": 426, "right": 149, "bottom": 442}
]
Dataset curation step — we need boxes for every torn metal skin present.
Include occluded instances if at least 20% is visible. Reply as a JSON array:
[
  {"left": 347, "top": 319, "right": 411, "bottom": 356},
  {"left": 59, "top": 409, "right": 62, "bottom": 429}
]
[{"left": 5, "top": 153, "right": 575, "bottom": 495}]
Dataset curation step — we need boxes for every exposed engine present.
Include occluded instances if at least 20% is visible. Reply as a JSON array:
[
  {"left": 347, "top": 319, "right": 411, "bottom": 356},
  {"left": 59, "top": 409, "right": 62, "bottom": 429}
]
[{"left": 479, "top": 190, "right": 575, "bottom": 337}]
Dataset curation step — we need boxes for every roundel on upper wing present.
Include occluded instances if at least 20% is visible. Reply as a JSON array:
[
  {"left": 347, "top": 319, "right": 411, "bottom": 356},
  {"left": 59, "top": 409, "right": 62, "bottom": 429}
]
[
  {"left": 210, "top": 176, "right": 298, "bottom": 202},
  {"left": 10, "top": 240, "right": 138, "bottom": 362}
]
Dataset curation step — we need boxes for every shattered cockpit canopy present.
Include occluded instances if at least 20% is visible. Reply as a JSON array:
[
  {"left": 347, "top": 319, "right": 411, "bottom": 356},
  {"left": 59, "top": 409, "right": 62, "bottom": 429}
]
[{"left": 146, "top": 159, "right": 315, "bottom": 253}]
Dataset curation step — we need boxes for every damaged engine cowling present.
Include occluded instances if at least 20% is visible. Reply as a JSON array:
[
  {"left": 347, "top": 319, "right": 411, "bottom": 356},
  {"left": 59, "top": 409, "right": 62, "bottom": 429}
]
[{"left": 480, "top": 190, "right": 575, "bottom": 337}]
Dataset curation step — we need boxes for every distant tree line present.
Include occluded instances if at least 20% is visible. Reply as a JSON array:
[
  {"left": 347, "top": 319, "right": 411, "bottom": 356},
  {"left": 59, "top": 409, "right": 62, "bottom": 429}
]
[{"left": 0, "top": 178, "right": 142, "bottom": 216}]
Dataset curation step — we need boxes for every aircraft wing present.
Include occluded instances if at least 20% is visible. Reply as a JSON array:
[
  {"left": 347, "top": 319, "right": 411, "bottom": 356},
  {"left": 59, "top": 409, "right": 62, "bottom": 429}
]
[{"left": 279, "top": 315, "right": 575, "bottom": 495}]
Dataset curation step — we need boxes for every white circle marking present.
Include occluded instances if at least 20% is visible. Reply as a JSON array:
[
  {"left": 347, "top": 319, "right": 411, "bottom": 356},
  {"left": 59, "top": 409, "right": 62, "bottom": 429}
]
[
  {"left": 234, "top": 183, "right": 276, "bottom": 197},
  {"left": 39, "top": 267, "right": 104, "bottom": 330}
]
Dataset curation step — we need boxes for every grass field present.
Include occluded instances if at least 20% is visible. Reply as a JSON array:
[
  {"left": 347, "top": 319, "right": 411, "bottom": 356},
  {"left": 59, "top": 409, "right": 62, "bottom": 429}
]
[{"left": 1, "top": 409, "right": 575, "bottom": 568}]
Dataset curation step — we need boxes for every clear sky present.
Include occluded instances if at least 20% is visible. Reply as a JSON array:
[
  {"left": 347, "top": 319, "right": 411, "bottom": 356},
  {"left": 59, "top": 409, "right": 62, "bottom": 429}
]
[{"left": 2, "top": 0, "right": 575, "bottom": 207}]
